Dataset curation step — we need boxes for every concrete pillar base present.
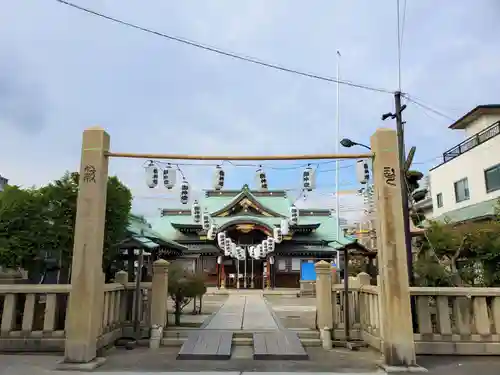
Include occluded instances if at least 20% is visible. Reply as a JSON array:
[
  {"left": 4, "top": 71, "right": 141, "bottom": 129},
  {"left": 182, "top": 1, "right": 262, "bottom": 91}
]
[
  {"left": 56, "top": 357, "right": 106, "bottom": 371},
  {"left": 379, "top": 364, "right": 428, "bottom": 373}
]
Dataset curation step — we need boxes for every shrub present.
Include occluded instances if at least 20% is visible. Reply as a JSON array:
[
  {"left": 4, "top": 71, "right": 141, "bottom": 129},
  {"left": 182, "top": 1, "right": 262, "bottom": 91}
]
[{"left": 168, "top": 262, "right": 207, "bottom": 325}]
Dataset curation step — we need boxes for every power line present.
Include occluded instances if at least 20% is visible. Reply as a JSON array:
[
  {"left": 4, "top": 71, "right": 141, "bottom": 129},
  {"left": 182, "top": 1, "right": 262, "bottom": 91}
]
[
  {"left": 403, "top": 94, "right": 456, "bottom": 121},
  {"left": 396, "top": 0, "right": 402, "bottom": 91},
  {"left": 149, "top": 159, "right": 356, "bottom": 171},
  {"left": 55, "top": 0, "right": 394, "bottom": 94}
]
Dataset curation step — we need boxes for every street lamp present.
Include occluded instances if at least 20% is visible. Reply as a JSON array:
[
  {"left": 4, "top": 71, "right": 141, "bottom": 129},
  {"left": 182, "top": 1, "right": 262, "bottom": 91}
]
[{"left": 340, "top": 138, "right": 371, "bottom": 150}]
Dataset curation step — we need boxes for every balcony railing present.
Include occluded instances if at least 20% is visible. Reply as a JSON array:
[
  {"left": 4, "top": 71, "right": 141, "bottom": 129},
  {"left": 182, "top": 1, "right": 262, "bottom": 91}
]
[{"left": 443, "top": 121, "right": 500, "bottom": 163}]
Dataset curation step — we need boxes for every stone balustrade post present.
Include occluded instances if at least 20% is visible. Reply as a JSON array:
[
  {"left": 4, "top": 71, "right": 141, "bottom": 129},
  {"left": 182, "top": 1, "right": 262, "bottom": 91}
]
[
  {"left": 357, "top": 272, "right": 371, "bottom": 330},
  {"left": 115, "top": 270, "right": 128, "bottom": 285},
  {"left": 315, "top": 261, "right": 333, "bottom": 331},
  {"left": 115, "top": 270, "right": 129, "bottom": 323},
  {"left": 150, "top": 259, "right": 170, "bottom": 329},
  {"left": 357, "top": 272, "right": 371, "bottom": 287}
]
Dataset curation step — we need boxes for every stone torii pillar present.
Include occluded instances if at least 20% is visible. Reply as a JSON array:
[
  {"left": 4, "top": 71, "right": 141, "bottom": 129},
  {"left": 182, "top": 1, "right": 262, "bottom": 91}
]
[
  {"left": 59, "top": 127, "right": 110, "bottom": 370},
  {"left": 370, "top": 128, "right": 421, "bottom": 371}
]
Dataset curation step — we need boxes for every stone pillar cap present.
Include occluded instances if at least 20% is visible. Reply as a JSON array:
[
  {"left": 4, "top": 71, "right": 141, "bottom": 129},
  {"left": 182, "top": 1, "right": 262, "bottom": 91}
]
[
  {"left": 315, "top": 260, "right": 332, "bottom": 268},
  {"left": 153, "top": 259, "right": 170, "bottom": 268}
]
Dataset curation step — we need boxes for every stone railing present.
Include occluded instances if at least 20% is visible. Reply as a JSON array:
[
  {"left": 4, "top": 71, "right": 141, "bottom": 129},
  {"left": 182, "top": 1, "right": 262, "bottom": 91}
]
[
  {"left": 0, "top": 284, "right": 71, "bottom": 352},
  {"left": 332, "top": 283, "right": 362, "bottom": 340},
  {"left": 0, "top": 274, "right": 156, "bottom": 352},
  {"left": 411, "top": 287, "right": 500, "bottom": 355},
  {"left": 358, "top": 284, "right": 381, "bottom": 349},
  {"left": 315, "top": 262, "right": 500, "bottom": 356},
  {"left": 315, "top": 261, "right": 373, "bottom": 341}
]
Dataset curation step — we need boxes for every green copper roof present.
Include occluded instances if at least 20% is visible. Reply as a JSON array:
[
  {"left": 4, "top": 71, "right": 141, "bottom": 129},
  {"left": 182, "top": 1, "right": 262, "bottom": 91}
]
[
  {"left": 149, "top": 187, "right": 356, "bottom": 248},
  {"left": 432, "top": 197, "right": 499, "bottom": 223},
  {"left": 127, "top": 214, "right": 186, "bottom": 250},
  {"left": 203, "top": 186, "right": 290, "bottom": 216}
]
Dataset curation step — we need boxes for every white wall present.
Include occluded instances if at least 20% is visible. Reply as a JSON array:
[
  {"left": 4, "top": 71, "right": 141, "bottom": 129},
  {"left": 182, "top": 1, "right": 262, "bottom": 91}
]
[
  {"left": 463, "top": 114, "right": 500, "bottom": 137},
  {"left": 429, "top": 134, "right": 500, "bottom": 217}
]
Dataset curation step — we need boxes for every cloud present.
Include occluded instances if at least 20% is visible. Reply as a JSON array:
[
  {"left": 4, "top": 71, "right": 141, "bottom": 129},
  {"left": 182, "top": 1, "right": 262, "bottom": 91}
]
[
  {"left": 0, "top": 56, "right": 49, "bottom": 132},
  {"left": 1, "top": 0, "right": 499, "bottom": 224}
]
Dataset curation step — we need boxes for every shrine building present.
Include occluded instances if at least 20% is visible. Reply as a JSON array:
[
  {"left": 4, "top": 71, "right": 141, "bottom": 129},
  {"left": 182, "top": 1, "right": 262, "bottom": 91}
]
[{"left": 150, "top": 184, "right": 372, "bottom": 289}]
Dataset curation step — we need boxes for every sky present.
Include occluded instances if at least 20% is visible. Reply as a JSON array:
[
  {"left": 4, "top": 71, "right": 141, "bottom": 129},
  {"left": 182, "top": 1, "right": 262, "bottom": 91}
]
[{"left": 1, "top": 0, "right": 500, "bottom": 222}]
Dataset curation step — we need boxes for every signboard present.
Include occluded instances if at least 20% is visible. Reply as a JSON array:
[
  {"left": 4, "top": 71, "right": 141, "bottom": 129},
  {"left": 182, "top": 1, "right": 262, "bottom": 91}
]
[{"left": 300, "top": 262, "right": 316, "bottom": 281}]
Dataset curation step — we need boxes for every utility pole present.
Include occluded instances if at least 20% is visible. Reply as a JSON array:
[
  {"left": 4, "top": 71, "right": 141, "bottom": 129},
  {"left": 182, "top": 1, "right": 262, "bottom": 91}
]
[
  {"left": 394, "top": 91, "right": 414, "bottom": 287},
  {"left": 384, "top": 91, "right": 418, "bottom": 332},
  {"left": 381, "top": 93, "right": 414, "bottom": 282}
]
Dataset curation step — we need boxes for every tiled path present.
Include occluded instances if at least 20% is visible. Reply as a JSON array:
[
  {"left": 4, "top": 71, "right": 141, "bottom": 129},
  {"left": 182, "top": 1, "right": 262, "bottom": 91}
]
[{"left": 204, "top": 294, "right": 279, "bottom": 330}]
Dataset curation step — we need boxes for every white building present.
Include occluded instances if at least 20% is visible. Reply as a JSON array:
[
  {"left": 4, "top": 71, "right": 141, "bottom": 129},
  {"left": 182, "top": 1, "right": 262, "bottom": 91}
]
[
  {"left": 0, "top": 175, "right": 8, "bottom": 192},
  {"left": 413, "top": 175, "right": 433, "bottom": 222},
  {"left": 429, "top": 105, "right": 500, "bottom": 222}
]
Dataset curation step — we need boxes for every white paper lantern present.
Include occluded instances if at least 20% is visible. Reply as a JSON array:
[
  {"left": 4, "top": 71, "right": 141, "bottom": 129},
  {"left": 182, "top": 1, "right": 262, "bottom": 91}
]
[
  {"left": 236, "top": 246, "right": 244, "bottom": 260},
  {"left": 356, "top": 159, "right": 370, "bottom": 185},
  {"left": 145, "top": 161, "right": 158, "bottom": 188},
  {"left": 273, "top": 227, "right": 283, "bottom": 243},
  {"left": 257, "top": 244, "right": 264, "bottom": 258},
  {"left": 191, "top": 200, "right": 201, "bottom": 223},
  {"left": 280, "top": 218, "right": 289, "bottom": 235},
  {"left": 267, "top": 237, "right": 275, "bottom": 252},
  {"left": 217, "top": 232, "right": 226, "bottom": 248},
  {"left": 262, "top": 240, "right": 268, "bottom": 255},
  {"left": 207, "top": 224, "right": 217, "bottom": 240},
  {"left": 163, "top": 164, "right": 176, "bottom": 189},
  {"left": 224, "top": 238, "right": 231, "bottom": 256},
  {"left": 255, "top": 167, "right": 268, "bottom": 190},
  {"left": 302, "top": 166, "right": 316, "bottom": 191},
  {"left": 249, "top": 246, "right": 255, "bottom": 258},
  {"left": 202, "top": 210, "right": 211, "bottom": 230},
  {"left": 231, "top": 243, "right": 237, "bottom": 258},
  {"left": 213, "top": 165, "right": 225, "bottom": 190},
  {"left": 180, "top": 180, "right": 190, "bottom": 205},
  {"left": 289, "top": 204, "right": 299, "bottom": 225}
]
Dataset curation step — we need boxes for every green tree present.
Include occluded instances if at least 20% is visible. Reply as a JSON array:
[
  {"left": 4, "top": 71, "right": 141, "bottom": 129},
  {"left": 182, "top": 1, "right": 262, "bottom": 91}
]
[
  {"left": 168, "top": 262, "right": 207, "bottom": 326},
  {"left": 415, "top": 213, "right": 500, "bottom": 287},
  {"left": 0, "top": 185, "right": 52, "bottom": 274},
  {"left": 0, "top": 172, "right": 132, "bottom": 282},
  {"left": 406, "top": 170, "right": 424, "bottom": 195}
]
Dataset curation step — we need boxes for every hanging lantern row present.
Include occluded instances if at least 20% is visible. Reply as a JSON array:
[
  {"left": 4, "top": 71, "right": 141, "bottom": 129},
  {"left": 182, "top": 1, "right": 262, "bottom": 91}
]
[
  {"left": 146, "top": 162, "right": 316, "bottom": 194},
  {"left": 192, "top": 201, "right": 295, "bottom": 237},
  {"left": 214, "top": 224, "right": 284, "bottom": 261},
  {"left": 145, "top": 162, "right": 190, "bottom": 204},
  {"left": 145, "top": 162, "right": 177, "bottom": 189}
]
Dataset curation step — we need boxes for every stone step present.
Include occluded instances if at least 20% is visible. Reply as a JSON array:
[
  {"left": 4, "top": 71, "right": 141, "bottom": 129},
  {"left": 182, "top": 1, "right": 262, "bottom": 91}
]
[
  {"left": 232, "top": 337, "right": 253, "bottom": 346},
  {"left": 163, "top": 328, "right": 317, "bottom": 339},
  {"left": 293, "top": 329, "right": 320, "bottom": 339},
  {"left": 253, "top": 331, "right": 308, "bottom": 360},
  {"left": 160, "top": 334, "right": 320, "bottom": 347},
  {"left": 300, "top": 338, "right": 322, "bottom": 347}
]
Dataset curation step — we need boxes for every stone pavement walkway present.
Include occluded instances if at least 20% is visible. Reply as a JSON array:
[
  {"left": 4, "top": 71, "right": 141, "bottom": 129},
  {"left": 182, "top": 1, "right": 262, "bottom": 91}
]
[
  {"left": 203, "top": 294, "right": 279, "bottom": 330},
  {"left": 5, "top": 351, "right": 500, "bottom": 374}
]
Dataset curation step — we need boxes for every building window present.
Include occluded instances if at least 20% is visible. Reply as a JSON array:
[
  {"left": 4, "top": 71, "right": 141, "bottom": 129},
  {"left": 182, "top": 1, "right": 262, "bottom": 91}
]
[
  {"left": 454, "top": 178, "right": 470, "bottom": 203},
  {"left": 436, "top": 193, "right": 443, "bottom": 208},
  {"left": 485, "top": 164, "right": 500, "bottom": 193}
]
